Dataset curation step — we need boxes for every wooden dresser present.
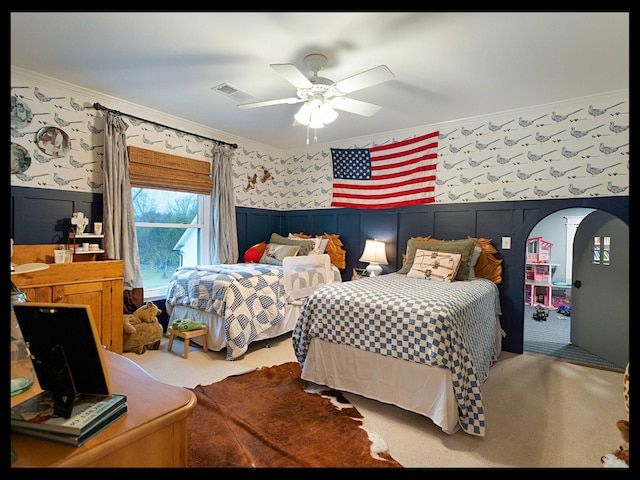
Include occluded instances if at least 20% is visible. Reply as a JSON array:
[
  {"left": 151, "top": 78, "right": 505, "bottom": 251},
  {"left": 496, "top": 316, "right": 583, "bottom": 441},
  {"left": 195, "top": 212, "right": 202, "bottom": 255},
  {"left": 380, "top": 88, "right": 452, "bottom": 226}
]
[
  {"left": 11, "top": 350, "right": 197, "bottom": 468},
  {"left": 12, "top": 244, "right": 124, "bottom": 354}
]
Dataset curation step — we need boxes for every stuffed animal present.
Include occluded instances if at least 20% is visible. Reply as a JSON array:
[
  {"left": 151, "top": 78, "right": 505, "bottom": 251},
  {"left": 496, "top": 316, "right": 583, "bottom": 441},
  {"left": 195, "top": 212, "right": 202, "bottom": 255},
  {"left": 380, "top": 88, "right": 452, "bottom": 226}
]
[
  {"left": 123, "top": 301, "right": 163, "bottom": 354},
  {"left": 602, "top": 363, "right": 630, "bottom": 468}
]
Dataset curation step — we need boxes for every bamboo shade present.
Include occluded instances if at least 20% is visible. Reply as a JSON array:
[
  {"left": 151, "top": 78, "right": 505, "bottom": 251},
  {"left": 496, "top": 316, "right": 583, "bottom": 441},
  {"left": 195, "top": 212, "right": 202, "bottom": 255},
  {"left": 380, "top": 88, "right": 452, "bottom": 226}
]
[{"left": 128, "top": 146, "right": 212, "bottom": 195}]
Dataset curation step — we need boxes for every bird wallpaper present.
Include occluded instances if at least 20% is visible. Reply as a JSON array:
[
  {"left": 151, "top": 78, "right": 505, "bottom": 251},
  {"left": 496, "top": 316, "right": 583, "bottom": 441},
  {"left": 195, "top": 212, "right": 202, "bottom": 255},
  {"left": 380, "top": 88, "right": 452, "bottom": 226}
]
[{"left": 11, "top": 68, "right": 629, "bottom": 210}]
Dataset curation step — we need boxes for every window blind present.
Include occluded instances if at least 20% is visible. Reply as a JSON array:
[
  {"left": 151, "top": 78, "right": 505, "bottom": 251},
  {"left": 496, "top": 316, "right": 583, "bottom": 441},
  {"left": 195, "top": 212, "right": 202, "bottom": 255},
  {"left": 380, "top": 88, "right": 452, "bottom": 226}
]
[{"left": 128, "top": 146, "right": 212, "bottom": 195}]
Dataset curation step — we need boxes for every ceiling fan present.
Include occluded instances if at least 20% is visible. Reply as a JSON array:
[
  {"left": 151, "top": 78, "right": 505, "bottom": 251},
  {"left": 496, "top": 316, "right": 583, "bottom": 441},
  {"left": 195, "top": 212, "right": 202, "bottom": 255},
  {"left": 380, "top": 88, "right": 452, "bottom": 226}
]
[{"left": 238, "top": 54, "right": 395, "bottom": 143}]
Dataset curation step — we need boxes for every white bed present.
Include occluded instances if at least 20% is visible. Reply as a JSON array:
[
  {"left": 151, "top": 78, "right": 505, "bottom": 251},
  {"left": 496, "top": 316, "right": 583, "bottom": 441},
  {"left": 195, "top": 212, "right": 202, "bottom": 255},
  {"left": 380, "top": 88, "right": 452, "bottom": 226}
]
[
  {"left": 165, "top": 254, "right": 338, "bottom": 360},
  {"left": 293, "top": 237, "right": 504, "bottom": 437}
]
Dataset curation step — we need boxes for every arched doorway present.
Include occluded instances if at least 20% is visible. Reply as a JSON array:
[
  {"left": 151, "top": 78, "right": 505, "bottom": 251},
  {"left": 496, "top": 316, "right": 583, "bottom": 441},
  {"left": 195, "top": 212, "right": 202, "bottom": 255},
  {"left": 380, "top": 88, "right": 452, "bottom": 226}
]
[{"left": 523, "top": 208, "right": 627, "bottom": 370}]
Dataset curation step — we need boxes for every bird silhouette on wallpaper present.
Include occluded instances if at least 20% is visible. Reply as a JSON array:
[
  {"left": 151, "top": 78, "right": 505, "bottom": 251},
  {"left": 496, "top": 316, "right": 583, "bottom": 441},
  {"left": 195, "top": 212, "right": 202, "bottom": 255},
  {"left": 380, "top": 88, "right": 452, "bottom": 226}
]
[
  {"left": 10, "top": 128, "right": 38, "bottom": 138},
  {"left": 487, "top": 172, "right": 512, "bottom": 183},
  {"left": 607, "top": 181, "right": 629, "bottom": 194},
  {"left": 534, "top": 130, "right": 565, "bottom": 143},
  {"left": 68, "top": 155, "right": 96, "bottom": 169},
  {"left": 586, "top": 163, "right": 622, "bottom": 176},
  {"left": 551, "top": 109, "right": 583, "bottom": 123},
  {"left": 488, "top": 119, "right": 514, "bottom": 132},
  {"left": 526, "top": 150, "right": 556, "bottom": 162},
  {"left": 533, "top": 185, "right": 563, "bottom": 197},
  {"left": 496, "top": 153, "right": 524, "bottom": 164},
  {"left": 438, "top": 129, "right": 458, "bottom": 140},
  {"left": 461, "top": 125, "right": 485, "bottom": 136},
  {"left": 608, "top": 122, "right": 629, "bottom": 134},
  {"left": 459, "top": 173, "right": 482, "bottom": 184},
  {"left": 164, "top": 141, "right": 183, "bottom": 151},
  {"left": 185, "top": 146, "right": 203, "bottom": 155},
  {"left": 468, "top": 156, "right": 493, "bottom": 167},
  {"left": 142, "top": 135, "right": 162, "bottom": 145},
  {"left": 32, "top": 149, "right": 54, "bottom": 164},
  {"left": 34, "top": 87, "right": 65, "bottom": 102},
  {"left": 518, "top": 114, "right": 546, "bottom": 128},
  {"left": 69, "top": 97, "right": 87, "bottom": 111},
  {"left": 53, "top": 173, "right": 82, "bottom": 186},
  {"left": 516, "top": 169, "right": 544, "bottom": 181},
  {"left": 568, "top": 184, "right": 601, "bottom": 196},
  {"left": 475, "top": 139, "right": 500, "bottom": 151},
  {"left": 15, "top": 172, "right": 47, "bottom": 183},
  {"left": 435, "top": 175, "right": 456, "bottom": 186},
  {"left": 504, "top": 134, "right": 532, "bottom": 147},
  {"left": 87, "top": 122, "right": 104, "bottom": 135},
  {"left": 588, "top": 102, "right": 624, "bottom": 117},
  {"left": 87, "top": 179, "right": 103, "bottom": 189},
  {"left": 502, "top": 187, "right": 529, "bottom": 198},
  {"left": 549, "top": 166, "right": 580, "bottom": 178},
  {"left": 599, "top": 142, "right": 629, "bottom": 155},
  {"left": 448, "top": 143, "right": 471, "bottom": 154},
  {"left": 569, "top": 125, "right": 604, "bottom": 138},
  {"left": 80, "top": 139, "right": 104, "bottom": 151},
  {"left": 447, "top": 191, "right": 470, "bottom": 201},
  {"left": 473, "top": 189, "right": 498, "bottom": 199},
  {"left": 245, "top": 173, "right": 257, "bottom": 190},
  {"left": 54, "top": 113, "right": 82, "bottom": 127},
  {"left": 560, "top": 146, "right": 593, "bottom": 158},
  {"left": 441, "top": 158, "right": 466, "bottom": 170}
]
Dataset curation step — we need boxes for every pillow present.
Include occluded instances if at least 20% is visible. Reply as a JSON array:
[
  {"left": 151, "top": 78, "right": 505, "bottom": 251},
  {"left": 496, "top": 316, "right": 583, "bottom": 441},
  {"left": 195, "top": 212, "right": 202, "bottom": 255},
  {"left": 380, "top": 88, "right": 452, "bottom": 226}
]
[
  {"left": 406, "top": 250, "right": 462, "bottom": 282},
  {"left": 397, "top": 237, "right": 476, "bottom": 281},
  {"left": 243, "top": 241, "right": 267, "bottom": 263},
  {"left": 259, "top": 243, "right": 300, "bottom": 266},
  {"left": 468, "top": 246, "right": 482, "bottom": 279},
  {"left": 289, "top": 233, "right": 322, "bottom": 255},
  {"left": 317, "top": 238, "right": 329, "bottom": 254},
  {"left": 270, "top": 233, "right": 315, "bottom": 256}
]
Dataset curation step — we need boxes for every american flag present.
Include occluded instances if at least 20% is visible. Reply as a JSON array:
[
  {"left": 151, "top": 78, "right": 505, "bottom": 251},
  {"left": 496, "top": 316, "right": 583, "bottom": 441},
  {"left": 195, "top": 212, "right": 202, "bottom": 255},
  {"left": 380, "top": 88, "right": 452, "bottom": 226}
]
[{"left": 330, "top": 131, "right": 439, "bottom": 209}]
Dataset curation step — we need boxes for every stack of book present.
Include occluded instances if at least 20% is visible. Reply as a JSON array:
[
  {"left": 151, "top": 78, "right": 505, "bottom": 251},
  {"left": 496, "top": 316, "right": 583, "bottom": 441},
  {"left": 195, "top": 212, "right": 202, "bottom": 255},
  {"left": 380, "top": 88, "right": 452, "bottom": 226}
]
[{"left": 11, "top": 391, "right": 127, "bottom": 447}]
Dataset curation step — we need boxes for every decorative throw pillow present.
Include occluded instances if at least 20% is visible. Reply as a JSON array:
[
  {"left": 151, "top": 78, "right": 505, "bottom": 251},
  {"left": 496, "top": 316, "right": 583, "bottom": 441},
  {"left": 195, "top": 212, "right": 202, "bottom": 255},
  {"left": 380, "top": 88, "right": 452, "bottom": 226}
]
[
  {"left": 270, "top": 233, "right": 315, "bottom": 256},
  {"left": 289, "top": 233, "right": 322, "bottom": 255},
  {"left": 259, "top": 243, "right": 300, "bottom": 266},
  {"left": 468, "top": 246, "right": 482, "bottom": 279},
  {"left": 406, "top": 250, "right": 462, "bottom": 282},
  {"left": 243, "top": 241, "right": 267, "bottom": 263},
  {"left": 397, "top": 237, "right": 476, "bottom": 281}
]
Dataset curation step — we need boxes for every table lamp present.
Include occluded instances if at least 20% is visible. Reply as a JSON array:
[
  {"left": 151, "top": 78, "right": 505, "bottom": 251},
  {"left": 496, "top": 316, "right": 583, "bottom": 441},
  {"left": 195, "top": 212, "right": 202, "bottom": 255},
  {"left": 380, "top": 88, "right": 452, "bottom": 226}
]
[{"left": 359, "top": 239, "right": 388, "bottom": 276}]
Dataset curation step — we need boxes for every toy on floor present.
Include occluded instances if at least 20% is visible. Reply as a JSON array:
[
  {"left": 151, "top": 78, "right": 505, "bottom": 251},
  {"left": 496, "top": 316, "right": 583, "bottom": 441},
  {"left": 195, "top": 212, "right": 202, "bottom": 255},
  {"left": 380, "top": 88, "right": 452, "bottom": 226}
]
[
  {"left": 533, "top": 306, "right": 549, "bottom": 321},
  {"left": 171, "top": 319, "right": 204, "bottom": 332},
  {"left": 123, "top": 301, "right": 163, "bottom": 354},
  {"left": 556, "top": 305, "right": 571, "bottom": 316},
  {"left": 602, "top": 362, "right": 630, "bottom": 468}
]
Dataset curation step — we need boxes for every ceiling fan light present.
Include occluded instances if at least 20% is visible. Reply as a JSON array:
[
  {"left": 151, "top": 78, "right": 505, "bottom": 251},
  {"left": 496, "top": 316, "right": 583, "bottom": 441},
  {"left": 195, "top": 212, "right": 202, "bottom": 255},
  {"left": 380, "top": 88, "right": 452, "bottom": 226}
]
[
  {"left": 319, "top": 102, "right": 338, "bottom": 124},
  {"left": 308, "top": 109, "right": 325, "bottom": 129},
  {"left": 294, "top": 103, "right": 312, "bottom": 125}
]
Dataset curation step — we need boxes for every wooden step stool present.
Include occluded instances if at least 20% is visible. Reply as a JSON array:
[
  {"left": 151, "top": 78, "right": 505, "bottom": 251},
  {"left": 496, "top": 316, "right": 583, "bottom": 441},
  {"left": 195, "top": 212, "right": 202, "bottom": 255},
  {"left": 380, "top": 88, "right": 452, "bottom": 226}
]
[{"left": 167, "top": 326, "right": 208, "bottom": 359}]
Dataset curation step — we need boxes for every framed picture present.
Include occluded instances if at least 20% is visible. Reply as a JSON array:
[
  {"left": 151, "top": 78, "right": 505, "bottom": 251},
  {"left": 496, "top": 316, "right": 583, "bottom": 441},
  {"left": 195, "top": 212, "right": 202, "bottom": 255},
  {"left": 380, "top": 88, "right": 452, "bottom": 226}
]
[{"left": 352, "top": 268, "right": 369, "bottom": 280}]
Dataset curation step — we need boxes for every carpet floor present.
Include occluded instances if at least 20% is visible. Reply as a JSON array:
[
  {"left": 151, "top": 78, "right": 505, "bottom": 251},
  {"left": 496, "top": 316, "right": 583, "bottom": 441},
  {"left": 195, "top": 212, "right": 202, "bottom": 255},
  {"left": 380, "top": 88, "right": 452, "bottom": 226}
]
[{"left": 523, "top": 305, "right": 624, "bottom": 372}]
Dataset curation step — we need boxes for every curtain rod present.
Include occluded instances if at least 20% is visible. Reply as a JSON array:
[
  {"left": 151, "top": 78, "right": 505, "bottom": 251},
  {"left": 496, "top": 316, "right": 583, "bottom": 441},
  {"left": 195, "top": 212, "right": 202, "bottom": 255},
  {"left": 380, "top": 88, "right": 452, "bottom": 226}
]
[{"left": 92, "top": 102, "right": 238, "bottom": 149}]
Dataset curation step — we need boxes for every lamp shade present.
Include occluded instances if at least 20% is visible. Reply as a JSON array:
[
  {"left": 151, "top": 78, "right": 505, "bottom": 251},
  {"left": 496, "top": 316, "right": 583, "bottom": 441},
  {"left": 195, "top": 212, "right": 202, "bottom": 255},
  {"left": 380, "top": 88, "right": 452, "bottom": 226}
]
[{"left": 359, "top": 239, "right": 388, "bottom": 276}]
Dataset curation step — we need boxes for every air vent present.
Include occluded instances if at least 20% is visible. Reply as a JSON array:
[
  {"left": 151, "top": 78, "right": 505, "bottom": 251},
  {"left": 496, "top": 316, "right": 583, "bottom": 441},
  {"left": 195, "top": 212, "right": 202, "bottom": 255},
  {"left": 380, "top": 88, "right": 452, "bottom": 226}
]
[{"left": 211, "top": 83, "right": 254, "bottom": 103}]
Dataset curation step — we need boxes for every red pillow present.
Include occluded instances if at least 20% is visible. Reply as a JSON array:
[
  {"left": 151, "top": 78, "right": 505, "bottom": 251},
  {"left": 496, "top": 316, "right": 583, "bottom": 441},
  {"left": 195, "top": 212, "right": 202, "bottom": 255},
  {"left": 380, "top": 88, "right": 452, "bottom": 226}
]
[{"left": 243, "top": 241, "right": 267, "bottom": 263}]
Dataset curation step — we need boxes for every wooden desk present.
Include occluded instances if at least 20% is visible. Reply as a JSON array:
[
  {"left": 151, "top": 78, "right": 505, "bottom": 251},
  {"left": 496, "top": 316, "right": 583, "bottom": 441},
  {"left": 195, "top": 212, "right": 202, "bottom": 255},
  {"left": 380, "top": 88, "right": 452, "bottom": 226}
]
[{"left": 11, "top": 350, "right": 197, "bottom": 468}]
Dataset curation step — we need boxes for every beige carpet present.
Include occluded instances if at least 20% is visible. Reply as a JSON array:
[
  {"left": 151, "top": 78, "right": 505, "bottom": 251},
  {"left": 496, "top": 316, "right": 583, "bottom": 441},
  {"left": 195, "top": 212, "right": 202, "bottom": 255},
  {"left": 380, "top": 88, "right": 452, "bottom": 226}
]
[{"left": 125, "top": 333, "right": 627, "bottom": 468}]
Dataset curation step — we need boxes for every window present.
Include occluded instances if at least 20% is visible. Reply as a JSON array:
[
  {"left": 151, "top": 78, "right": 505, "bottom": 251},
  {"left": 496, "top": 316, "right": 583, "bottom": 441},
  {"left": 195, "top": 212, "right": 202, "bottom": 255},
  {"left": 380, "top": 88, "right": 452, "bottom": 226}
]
[{"left": 132, "top": 188, "right": 211, "bottom": 300}]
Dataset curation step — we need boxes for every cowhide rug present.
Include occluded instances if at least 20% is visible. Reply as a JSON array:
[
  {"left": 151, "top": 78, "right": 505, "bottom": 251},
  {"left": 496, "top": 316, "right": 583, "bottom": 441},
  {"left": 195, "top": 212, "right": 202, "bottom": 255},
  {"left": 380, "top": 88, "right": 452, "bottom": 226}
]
[{"left": 187, "top": 361, "right": 402, "bottom": 468}]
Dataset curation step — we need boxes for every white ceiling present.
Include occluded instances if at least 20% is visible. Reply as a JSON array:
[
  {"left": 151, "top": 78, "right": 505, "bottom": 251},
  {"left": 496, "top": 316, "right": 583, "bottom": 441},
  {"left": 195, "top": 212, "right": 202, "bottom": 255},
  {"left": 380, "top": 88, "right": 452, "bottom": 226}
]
[{"left": 10, "top": 11, "right": 629, "bottom": 150}]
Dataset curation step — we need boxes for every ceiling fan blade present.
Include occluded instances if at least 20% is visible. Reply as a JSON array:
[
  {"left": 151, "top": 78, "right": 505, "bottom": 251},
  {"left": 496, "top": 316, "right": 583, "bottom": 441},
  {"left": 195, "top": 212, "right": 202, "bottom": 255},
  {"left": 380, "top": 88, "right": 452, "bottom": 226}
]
[
  {"left": 330, "top": 97, "right": 382, "bottom": 117},
  {"left": 237, "top": 97, "right": 304, "bottom": 109},
  {"left": 332, "top": 65, "right": 395, "bottom": 95},
  {"left": 270, "top": 64, "right": 313, "bottom": 89}
]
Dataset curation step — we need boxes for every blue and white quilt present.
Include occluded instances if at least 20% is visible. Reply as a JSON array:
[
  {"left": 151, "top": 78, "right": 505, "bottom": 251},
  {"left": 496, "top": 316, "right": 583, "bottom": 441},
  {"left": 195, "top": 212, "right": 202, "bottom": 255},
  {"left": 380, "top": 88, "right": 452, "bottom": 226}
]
[
  {"left": 166, "top": 264, "right": 285, "bottom": 360},
  {"left": 292, "top": 274, "right": 502, "bottom": 437}
]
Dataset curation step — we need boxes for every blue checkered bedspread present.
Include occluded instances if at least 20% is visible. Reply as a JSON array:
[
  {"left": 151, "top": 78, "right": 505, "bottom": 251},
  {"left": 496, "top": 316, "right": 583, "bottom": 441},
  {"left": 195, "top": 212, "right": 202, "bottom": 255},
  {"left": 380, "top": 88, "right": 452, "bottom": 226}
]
[{"left": 292, "top": 274, "right": 502, "bottom": 436}]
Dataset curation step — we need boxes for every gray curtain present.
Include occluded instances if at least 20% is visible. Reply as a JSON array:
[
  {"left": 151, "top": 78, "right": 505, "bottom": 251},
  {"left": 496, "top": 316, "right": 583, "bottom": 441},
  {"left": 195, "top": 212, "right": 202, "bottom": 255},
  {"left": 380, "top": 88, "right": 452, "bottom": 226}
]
[
  {"left": 209, "top": 143, "right": 239, "bottom": 264},
  {"left": 103, "top": 112, "right": 143, "bottom": 290}
]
